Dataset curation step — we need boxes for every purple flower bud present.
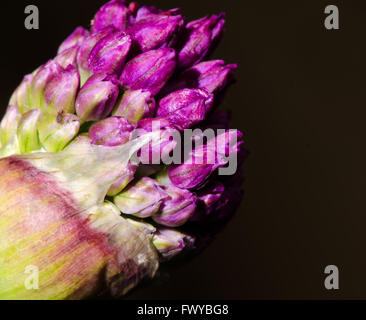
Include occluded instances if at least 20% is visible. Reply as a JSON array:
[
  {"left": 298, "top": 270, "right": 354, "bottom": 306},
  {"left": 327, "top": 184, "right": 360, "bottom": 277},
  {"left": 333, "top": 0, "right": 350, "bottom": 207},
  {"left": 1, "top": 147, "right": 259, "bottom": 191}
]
[
  {"left": 191, "top": 111, "right": 232, "bottom": 146},
  {"left": 55, "top": 45, "right": 79, "bottom": 69},
  {"left": 89, "top": 116, "right": 134, "bottom": 146},
  {"left": 136, "top": 117, "right": 177, "bottom": 164},
  {"left": 177, "top": 13, "right": 225, "bottom": 69},
  {"left": 156, "top": 88, "right": 213, "bottom": 130},
  {"left": 120, "top": 48, "right": 176, "bottom": 96},
  {"left": 207, "top": 129, "right": 243, "bottom": 158},
  {"left": 132, "top": 6, "right": 180, "bottom": 23},
  {"left": 57, "top": 27, "right": 89, "bottom": 54},
  {"left": 168, "top": 130, "right": 243, "bottom": 189},
  {"left": 153, "top": 185, "right": 197, "bottom": 227},
  {"left": 137, "top": 117, "right": 172, "bottom": 132},
  {"left": 91, "top": 0, "right": 130, "bottom": 33},
  {"left": 113, "top": 177, "right": 168, "bottom": 218},
  {"left": 152, "top": 229, "right": 194, "bottom": 260},
  {"left": 169, "top": 155, "right": 214, "bottom": 190},
  {"left": 43, "top": 65, "right": 80, "bottom": 114},
  {"left": 112, "top": 89, "right": 155, "bottom": 123},
  {"left": 165, "top": 60, "right": 237, "bottom": 94},
  {"left": 88, "top": 31, "right": 132, "bottom": 76},
  {"left": 127, "top": 13, "right": 184, "bottom": 52},
  {"left": 75, "top": 74, "right": 119, "bottom": 121},
  {"left": 132, "top": 6, "right": 159, "bottom": 22},
  {"left": 76, "top": 27, "right": 115, "bottom": 83},
  {"left": 192, "top": 60, "right": 237, "bottom": 93},
  {"left": 30, "top": 60, "right": 63, "bottom": 110}
]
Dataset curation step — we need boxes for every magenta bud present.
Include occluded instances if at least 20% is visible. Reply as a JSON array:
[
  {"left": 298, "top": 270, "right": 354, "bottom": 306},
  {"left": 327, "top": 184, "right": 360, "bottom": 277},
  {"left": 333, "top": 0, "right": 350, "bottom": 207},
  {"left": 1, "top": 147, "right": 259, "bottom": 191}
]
[
  {"left": 120, "top": 48, "right": 176, "bottom": 96},
  {"left": 75, "top": 74, "right": 119, "bottom": 121},
  {"left": 76, "top": 27, "right": 115, "bottom": 83},
  {"left": 192, "top": 60, "right": 237, "bottom": 93},
  {"left": 177, "top": 13, "right": 225, "bottom": 69},
  {"left": 57, "top": 26, "right": 89, "bottom": 54},
  {"left": 207, "top": 129, "right": 244, "bottom": 159},
  {"left": 136, "top": 117, "right": 178, "bottom": 164},
  {"left": 153, "top": 185, "right": 197, "bottom": 227},
  {"left": 113, "top": 89, "right": 155, "bottom": 123},
  {"left": 168, "top": 130, "right": 243, "bottom": 189},
  {"left": 127, "top": 13, "right": 184, "bottom": 52},
  {"left": 165, "top": 60, "right": 237, "bottom": 94},
  {"left": 91, "top": 0, "right": 130, "bottom": 33},
  {"left": 88, "top": 31, "right": 132, "bottom": 76},
  {"left": 156, "top": 88, "right": 213, "bottom": 130},
  {"left": 55, "top": 45, "right": 79, "bottom": 68},
  {"left": 30, "top": 60, "right": 63, "bottom": 110},
  {"left": 89, "top": 116, "right": 134, "bottom": 146},
  {"left": 114, "top": 177, "right": 168, "bottom": 218},
  {"left": 152, "top": 229, "right": 195, "bottom": 260},
  {"left": 132, "top": 6, "right": 160, "bottom": 22},
  {"left": 132, "top": 6, "right": 180, "bottom": 23},
  {"left": 169, "top": 157, "right": 214, "bottom": 190},
  {"left": 43, "top": 65, "right": 80, "bottom": 115}
]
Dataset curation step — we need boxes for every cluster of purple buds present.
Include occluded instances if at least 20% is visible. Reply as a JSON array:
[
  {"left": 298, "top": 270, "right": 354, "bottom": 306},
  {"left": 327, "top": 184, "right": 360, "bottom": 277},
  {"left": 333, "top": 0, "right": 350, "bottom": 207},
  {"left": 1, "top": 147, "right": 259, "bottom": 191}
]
[{"left": 6, "top": 0, "right": 246, "bottom": 261}]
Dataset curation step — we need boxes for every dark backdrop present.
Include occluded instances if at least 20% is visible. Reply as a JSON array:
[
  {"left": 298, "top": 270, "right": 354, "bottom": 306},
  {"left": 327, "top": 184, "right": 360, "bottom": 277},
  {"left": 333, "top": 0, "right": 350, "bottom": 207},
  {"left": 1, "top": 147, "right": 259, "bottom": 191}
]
[{"left": 0, "top": 0, "right": 365, "bottom": 299}]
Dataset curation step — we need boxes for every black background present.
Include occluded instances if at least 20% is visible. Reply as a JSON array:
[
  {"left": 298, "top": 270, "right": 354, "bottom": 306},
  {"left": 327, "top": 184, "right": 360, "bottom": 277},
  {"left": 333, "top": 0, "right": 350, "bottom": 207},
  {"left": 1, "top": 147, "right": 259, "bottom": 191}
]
[{"left": 0, "top": 0, "right": 365, "bottom": 299}]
